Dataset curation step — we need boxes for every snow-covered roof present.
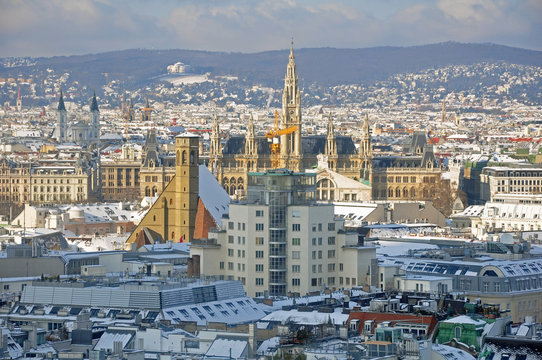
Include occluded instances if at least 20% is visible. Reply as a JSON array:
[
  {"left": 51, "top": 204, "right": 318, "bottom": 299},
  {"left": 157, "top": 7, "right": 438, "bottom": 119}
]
[
  {"left": 94, "top": 331, "right": 134, "bottom": 351},
  {"left": 261, "top": 308, "right": 349, "bottom": 326},
  {"left": 162, "top": 296, "right": 265, "bottom": 326},
  {"left": 205, "top": 338, "right": 248, "bottom": 358},
  {"left": 442, "top": 315, "right": 486, "bottom": 327},
  {"left": 198, "top": 165, "right": 230, "bottom": 227}
]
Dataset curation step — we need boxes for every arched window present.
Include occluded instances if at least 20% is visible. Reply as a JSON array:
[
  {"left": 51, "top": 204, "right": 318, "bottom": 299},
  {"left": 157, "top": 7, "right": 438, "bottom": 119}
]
[
  {"left": 182, "top": 150, "right": 187, "bottom": 164},
  {"left": 171, "top": 232, "right": 175, "bottom": 241},
  {"left": 403, "top": 187, "right": 408, "bottom": 197},
  {"left": 170, "top": 198, "right": 173, "bottom": 206},
  {"left": 230, "top": 185, "right": 236, "bottom": 195},
  {"left": 145, "top": 187, "right": 150, "bottom": 197},
  {"left": 395, "top": 187, "right": 401, "bottom": 197},
  {"left": 152, "top": 186, "right": 158, "bottom": 196},
  {"left": 316, "top": 178, "right": 336, "bottom": 201},
  {"left": 190, "top": 150, "right": 195, "bottom": 164},
  {"left": 411, "top": 187, "right": 416, "bottom": 198},
  {"left": 388, "top": 187, "right": 393, "bottom": 197},
  {"left": 455, "top": 326, "right": 461, "bottom": 338}
]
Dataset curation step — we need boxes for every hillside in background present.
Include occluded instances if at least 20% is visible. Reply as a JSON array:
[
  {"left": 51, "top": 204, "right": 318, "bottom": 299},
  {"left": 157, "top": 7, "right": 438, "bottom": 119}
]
[{"left": 2, "top": 42, "right": 542, "bottom": 88}]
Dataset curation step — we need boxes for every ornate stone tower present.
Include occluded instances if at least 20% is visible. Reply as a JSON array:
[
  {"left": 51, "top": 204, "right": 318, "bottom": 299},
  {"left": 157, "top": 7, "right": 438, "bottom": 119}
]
[
  {"left": 244, "top": 113, "right": 258, "bottom": 172},
  {"left": 280, "top": 41, "right": 302, "bottom": 171},
  {"left": 360, "top": 114, "right": 372, "bottom": 181},
  {"left": 90, "top": 90, "right": 100, "bottom": 144},
  {"left": 175, "top": 133, "right": 200, "bottom": 243},
  {"left": 209, "top": 114, "right": 223, "bottom": 177},
  {"left": 326, "top": 113, "right": 337, "bottom": 169},
  {"left": 56, "top": 90, "right": 67, "bottom": 142}
]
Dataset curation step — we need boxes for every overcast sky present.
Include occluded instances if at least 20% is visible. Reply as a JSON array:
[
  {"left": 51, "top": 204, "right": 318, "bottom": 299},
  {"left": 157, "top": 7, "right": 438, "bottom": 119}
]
[{"left": 1, "top": 0, "right": 541, "bottom": 57}]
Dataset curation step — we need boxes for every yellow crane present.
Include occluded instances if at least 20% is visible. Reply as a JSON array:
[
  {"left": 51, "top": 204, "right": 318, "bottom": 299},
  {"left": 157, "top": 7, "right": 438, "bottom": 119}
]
[{"left": 266, "top": 110, "right": 298, "bottom": 169}]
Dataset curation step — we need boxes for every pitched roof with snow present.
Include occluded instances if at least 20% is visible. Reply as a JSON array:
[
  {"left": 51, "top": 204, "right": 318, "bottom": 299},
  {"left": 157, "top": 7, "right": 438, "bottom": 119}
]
[
  {"left": 198, "top": 165, "right": 230, "bottom": 227},
  {"left": 205, "top": 338, "right": 248, "bottom": 358}
]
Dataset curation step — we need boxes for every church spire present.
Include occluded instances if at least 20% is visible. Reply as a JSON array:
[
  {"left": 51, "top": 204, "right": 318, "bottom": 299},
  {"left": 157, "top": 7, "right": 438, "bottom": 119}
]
[
  {"left": 58, "top": 89, "right": 66, "bottom": 111},
  {"left": 90, "top": 90, "right": 99, "bottom": 112}
]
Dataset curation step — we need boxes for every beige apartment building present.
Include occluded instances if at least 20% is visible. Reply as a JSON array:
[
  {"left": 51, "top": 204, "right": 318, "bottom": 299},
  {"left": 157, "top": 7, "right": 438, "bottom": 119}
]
[{"left": 191, "top": 170, "right": 376, "bottom": 297}]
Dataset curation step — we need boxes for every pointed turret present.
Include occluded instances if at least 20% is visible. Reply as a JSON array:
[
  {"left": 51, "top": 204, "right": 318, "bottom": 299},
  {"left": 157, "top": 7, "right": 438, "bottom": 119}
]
[
  {"left": 56, "top": 90, "right": 67, "bottom": 142},
  {"left": 210, "top": 114, "right": 222, "bottom": 157},
  {"left": 326, "top": 113, "right": 337, "bottom": 156},
  {"left": 57, "top": 90, "right": 66, "bottom": 111},
  {"left": 90, "top": 90, "right": 99, "bottom": 112},
  {"left": 245, "top": 113, "right": 257, "bottom": 157}
]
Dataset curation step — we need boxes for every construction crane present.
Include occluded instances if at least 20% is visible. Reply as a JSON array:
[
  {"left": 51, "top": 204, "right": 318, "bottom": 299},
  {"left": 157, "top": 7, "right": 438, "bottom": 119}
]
[{"left": 266, "top": 110, "right": 298, "bottom": 169}]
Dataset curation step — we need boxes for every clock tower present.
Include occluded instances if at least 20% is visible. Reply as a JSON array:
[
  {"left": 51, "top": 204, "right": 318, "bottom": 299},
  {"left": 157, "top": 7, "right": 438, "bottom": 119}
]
[{"left": 280, "top": 41, "right": 302, "bottom": 171}]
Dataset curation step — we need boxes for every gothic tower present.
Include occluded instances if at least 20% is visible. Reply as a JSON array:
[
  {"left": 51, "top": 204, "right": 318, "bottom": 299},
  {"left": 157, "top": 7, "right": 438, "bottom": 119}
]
[
  {"left": 441, "top": 99, "right": 446, "bottom": 123},
  {"left": 56, "top": 90, "right": 67, "bottom": 142},
  {"left": 245, "top": 113, "right": 258, "bottom": 172},
  {"left": 360, "top": 114, "right": 372, "bottom": 181},
  {"left": 326, "top": 113, "right": 337, "bottom": 169},
  {"left": 90, "top": 90, "right": 100, "bottom": 144},
  {"left": 280, "top": 41, "right": 302, "bottom": 171},
  {"left": 209, "top": 114, "right": 223, "bottom": 177}
]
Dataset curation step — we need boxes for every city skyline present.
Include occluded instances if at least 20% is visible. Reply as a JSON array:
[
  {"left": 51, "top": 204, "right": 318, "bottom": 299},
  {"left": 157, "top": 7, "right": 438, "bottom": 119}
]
[{"left": 1, "top": 0, "right": 541, "bottom": 57}]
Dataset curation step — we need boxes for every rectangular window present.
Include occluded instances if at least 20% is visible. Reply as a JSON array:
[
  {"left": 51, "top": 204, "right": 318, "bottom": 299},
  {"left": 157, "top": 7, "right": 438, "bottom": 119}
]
[
  {"left": 256, "top": 278, "right": 264, "bottom": 286},
  {"left": 312, "top": 238, "right": 317, "bottom": 246},
  {"left": 318, "top": 250, "right": 322, "bottom": 259},
  {"left": 255, "top": 237, "right": 264, "bottom": 245},
  {"left": 318, "top": 223, "right": 322, "bottom": 231},
  {"left": 255, "top": 251, "right": 264, "bottom": 258},
  {"left": 312, "top": 265, "right": 317, "bottom": 273},
  {"left": 328, "top": 263, "right": 335, "bottom": 272},
  {"left": 328, "top": 277, "right": 335, "bottom": 285},
  {"left": 292, "top": 238, "right": 300, "bottom": 246},
  {"left": 312, "top": 251, "right": 316, "bottom": 260},
  {"left": 256, "top": 223, "right": 264, "bottom": 231},
  {"left": 256, "top": 264, "right": 264, "bottom": 272},
  {"left": 228, "top": 221, "right": 234, "bottom": 230},
  {"left": 311, "top": 278, "right": 317, "bottom": 286},
  {"left": 228, "top": 262, "right": 233, "bottom": 270},
  {"left": 292, "top": 265, "right": 301, "bottom": 273},
  {"left": 328, "top": 223, "right": 335, "bottom": 231},
  {"left": 292, "top": 251, "right": 300, "bottom": 259},
  {"left": 292, "top": 278, "right": 300, "bottom": 286},
  {"left": 292, "top": 223, "right": 301, "bottom": 231},
  {"left": 228, "top": 249, "right": 234, "bottom": 257},
  {"left": 219, "top": 262, "right": 224, "bottom": 270},
  {"left": 318, "top": 237, "right": 322, "bottom": 245},
  {"left": 256, "top": 210, "right": 264, "bottom": 217},
  {"left": 339, "top": 263, "right": 344, "bottom": 271},
  {"left": 328, "top": 237, "right": 336, "bottom": 245}
]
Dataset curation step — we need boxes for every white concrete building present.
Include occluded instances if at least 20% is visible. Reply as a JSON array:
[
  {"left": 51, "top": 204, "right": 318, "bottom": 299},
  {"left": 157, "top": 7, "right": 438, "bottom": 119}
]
[{"left": 191, "top": 170, "right": 376, "bottom": 297}]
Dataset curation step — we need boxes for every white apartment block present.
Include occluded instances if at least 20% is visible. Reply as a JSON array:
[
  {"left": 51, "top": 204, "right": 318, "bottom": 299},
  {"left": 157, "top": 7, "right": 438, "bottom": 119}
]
[{"left": 191, "top": 170, "right": 376, "bottom": 297}]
